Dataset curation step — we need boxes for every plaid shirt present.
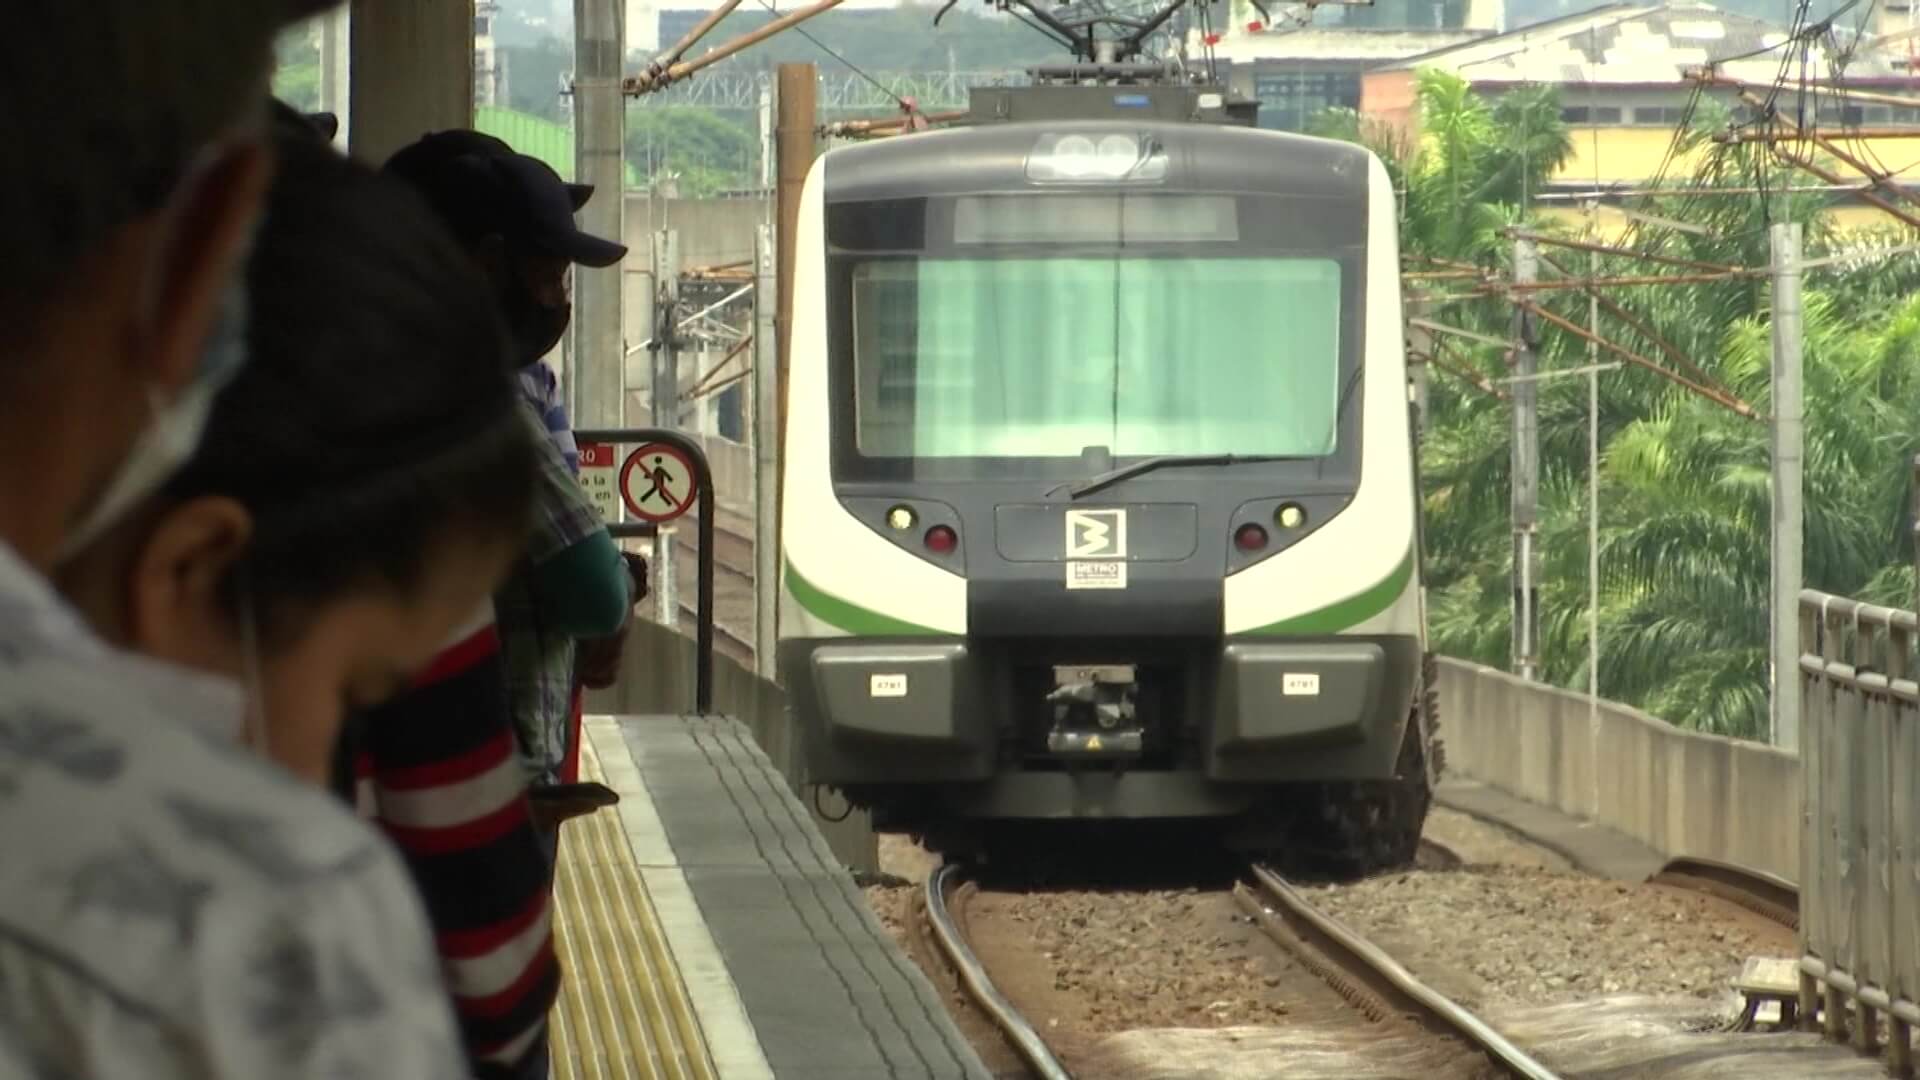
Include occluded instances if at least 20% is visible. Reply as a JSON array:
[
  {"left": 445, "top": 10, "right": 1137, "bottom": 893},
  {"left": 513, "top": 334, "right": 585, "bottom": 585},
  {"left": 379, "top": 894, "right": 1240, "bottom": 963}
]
[
  {"left": 518, "top": 362, "right": 578, "bottom": 475},
  {"left": 497, "top": 402, "right": 604, "bottom": 785}
]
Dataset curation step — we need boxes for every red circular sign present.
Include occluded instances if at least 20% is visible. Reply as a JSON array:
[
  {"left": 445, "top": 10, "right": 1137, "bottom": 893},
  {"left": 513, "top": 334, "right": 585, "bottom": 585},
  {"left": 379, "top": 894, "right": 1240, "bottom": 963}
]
[{"left": 619, "top": 442, "right": 699, "bottom": 523}]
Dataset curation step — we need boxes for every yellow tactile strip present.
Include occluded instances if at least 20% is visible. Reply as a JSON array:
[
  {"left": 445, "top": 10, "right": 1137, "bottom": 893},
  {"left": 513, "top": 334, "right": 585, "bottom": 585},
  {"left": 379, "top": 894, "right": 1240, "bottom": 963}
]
[{"left": 549, "top": 736, "right": 720, "bottom": 1080}]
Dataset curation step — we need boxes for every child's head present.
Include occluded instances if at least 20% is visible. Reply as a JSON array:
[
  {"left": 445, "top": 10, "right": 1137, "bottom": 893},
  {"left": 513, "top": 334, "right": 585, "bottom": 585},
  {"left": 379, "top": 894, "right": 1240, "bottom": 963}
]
[{"left": 57, "top": 131, "right": 538, "bottom": 784}]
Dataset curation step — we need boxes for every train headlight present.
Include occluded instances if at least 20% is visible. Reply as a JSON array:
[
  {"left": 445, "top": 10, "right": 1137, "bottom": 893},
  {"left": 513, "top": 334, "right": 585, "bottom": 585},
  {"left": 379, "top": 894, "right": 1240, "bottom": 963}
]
[
  {"left": 886, "top": 505, "right": 916, "bottom": 531},
  {"left": 1026, "top": 131, "right": 1167, "bottom": 183},
  {"left": 1276, "top": 504, "right": 1306, "bottom": 530},
  {"left": 1096, "top": 134, "right": 1139, "bottom": 169}
]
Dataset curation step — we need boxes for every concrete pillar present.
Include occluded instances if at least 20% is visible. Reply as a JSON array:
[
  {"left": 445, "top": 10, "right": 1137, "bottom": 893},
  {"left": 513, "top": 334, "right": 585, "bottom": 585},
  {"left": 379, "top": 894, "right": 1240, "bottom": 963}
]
[
  {"left": 347, "top": 0, "right": 474, "bottom": 166},
  {"left": 572, "top": 0, "right": 626, "bottom": 430},
  {"left": 317, "top": 6, "right": 350, "bottom": 149}
]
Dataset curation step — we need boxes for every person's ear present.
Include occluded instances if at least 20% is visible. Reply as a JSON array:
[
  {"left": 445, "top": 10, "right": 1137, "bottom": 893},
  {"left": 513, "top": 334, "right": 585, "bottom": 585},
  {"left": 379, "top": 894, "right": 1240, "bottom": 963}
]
[
  {"left": 473, "top": 233, "right": 514, "bottom": 293},
  {"left": 123, "top": 496, "right": 254, "bottom": 671},
  {"left": 124, "top": 138, "right": 275, "bottom": 395}
]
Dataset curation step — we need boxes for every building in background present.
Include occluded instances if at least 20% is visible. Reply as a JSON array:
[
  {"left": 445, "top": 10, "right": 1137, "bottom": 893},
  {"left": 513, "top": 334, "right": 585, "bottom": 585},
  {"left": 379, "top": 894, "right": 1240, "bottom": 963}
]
[
  {"left": 1363, "top": 1, "right": 1920, "bottom": 232},
  {"left": 1193, "top": 0, "right": 1502, "bottom": 130},
  {"left": 476, "top": 0, "right": 508, "bottom": 107}
]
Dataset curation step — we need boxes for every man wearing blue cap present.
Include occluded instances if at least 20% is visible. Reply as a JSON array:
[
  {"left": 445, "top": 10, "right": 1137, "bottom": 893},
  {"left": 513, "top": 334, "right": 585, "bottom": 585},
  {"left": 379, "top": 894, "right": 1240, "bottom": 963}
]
[{"left": 370, "top": 131, "right": 641, "bottom": 1080}]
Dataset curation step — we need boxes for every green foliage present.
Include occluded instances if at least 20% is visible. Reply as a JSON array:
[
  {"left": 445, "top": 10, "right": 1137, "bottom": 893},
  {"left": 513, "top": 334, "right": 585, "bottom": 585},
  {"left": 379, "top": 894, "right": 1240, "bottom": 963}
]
[
  {"left": 273, "top": 63, "right": 320, "bottom": 112},
  {"left": 270, "top": 23, "right": 321, "bottom": 111},
  {"left": 503, "top": 37, "right": 573, "bottom": 123},
  {"left": 627, "top": 107, "right": 759, "bottom": 196},
  {"left": 1317, "top": 69, "right": 1920, "bottom": 742}
]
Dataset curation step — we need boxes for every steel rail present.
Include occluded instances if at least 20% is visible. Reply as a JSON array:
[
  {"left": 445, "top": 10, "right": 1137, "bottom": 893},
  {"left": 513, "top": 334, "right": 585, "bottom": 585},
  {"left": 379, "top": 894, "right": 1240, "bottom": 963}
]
[
  {"left": 924, "top": 864, "right": 1072, "bottom": 1080},
  {"left": 1249, "top": 865, "right": 1565, "bottom": 1080},
  {"left": 1648, "top": 856, "right": 1801, "bottom": 930}
]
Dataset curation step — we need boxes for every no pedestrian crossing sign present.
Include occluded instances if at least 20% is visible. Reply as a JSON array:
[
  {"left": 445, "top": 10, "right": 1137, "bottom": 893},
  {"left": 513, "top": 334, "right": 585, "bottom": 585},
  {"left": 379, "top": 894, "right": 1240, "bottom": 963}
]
[{"left": 619, "top": 442, "right": 699, "bottom": 524}]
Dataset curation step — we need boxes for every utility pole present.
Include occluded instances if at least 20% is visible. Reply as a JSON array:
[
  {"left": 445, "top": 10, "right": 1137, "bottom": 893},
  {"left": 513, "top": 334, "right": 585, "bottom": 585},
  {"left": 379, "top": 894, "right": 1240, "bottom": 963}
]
[
  {"left": 758, "top": 73, "right": 775, "bottom": 194},
  {"left": 774, "top": 63, "right": 817, "bottom": 547},
  {"left": 753, "top": 224, "right": 781, "bottom": 678},
  {"left": 346, "top": 0, "right": 471, "bottom": 165},
  {"left": 1586, "top": 200, "right": 1601, "bottom": 768},
  {"left": 572, "top": 0, "right": 626, "bottom": 430},
  {"left": 317, "top": 6, "right": 349, "bottom": 148},
  {"left": 1769, "top": 222, "right": 1804, "bottom": 751},
  {"left": 1511, "top": 236, "right": 1541, "bottom": 681},
  {"left": 653, "top": 229, "right": 680, "bottom": 631},
  {"left": 1502, "top": 361, "right": 1619, "bottom": 823}
]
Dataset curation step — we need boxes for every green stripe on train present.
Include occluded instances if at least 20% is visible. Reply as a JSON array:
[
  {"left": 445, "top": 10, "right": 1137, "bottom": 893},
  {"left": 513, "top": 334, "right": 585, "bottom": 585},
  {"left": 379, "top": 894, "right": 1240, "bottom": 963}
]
[
  {"left": 788, "top": 549, "right": 1414, "bottom": 638},
  {"left": 785, "top": 561, "right": 944, "bottom": 636},
  {"left": 1241, "top": 548, "right": 1415, "bottom": 636}
]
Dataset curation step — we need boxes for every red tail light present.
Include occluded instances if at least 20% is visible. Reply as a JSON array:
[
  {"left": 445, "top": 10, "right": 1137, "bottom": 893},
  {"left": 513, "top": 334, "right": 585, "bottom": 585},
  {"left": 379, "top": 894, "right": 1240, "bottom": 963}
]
[
  {"left": 925, "top": 525, "right": 958, "bottom": 554},
  {"left": 1234, "top": 523, "right": 1268, "bottom": 552}
]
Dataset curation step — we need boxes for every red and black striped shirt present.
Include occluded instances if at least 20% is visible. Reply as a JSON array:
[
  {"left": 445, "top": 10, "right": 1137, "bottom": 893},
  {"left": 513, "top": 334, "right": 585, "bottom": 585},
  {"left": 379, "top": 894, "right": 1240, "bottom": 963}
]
[{"left": 340, "top": 608, "right": 559, "bottom": 1077}]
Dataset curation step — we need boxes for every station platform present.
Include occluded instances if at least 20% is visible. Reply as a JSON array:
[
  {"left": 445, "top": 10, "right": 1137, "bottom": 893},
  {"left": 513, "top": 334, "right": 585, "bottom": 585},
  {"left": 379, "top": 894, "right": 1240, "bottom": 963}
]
[{"left": 548, "top": 712, "right": 992, "bottom": 1080}]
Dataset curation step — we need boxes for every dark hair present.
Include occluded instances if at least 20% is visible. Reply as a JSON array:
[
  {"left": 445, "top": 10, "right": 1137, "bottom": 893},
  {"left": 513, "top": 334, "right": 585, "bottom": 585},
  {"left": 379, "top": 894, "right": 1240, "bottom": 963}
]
[
  {"left": 0, "top": 1, "right": 337, "bottom": 362},
  {"left": 162, "top": 133, "right": 538, "bottom": 647}
]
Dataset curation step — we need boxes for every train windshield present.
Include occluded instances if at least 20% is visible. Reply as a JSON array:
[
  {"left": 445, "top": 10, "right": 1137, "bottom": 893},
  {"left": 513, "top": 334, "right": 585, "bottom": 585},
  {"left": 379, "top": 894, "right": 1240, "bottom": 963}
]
[
  {"left": 827, "top": 191, "right": 1363, "bottom": 479},
  {"left": 849, "top": 255, "right": 1340, "bottom": 460}
]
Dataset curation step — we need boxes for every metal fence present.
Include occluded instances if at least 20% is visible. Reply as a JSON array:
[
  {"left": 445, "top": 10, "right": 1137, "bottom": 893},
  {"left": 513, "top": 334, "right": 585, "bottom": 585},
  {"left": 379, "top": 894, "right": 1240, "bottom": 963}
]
[{"left": 1798, "top": 590, "right": 1919, "bottom": 1074}]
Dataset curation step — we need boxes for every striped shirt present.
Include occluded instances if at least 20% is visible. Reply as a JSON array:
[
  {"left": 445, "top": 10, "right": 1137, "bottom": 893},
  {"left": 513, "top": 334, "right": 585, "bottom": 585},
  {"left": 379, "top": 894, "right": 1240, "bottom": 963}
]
[{"left": 340, "top": 605, "right": 559, "bottom": 1077}]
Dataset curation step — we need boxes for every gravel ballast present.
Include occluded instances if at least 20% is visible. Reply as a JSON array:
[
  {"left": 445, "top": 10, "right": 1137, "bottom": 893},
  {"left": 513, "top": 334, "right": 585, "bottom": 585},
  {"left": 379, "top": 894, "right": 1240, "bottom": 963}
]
[{"left": 1300, "top": 864, "right": 1795, "bottom": 1009}]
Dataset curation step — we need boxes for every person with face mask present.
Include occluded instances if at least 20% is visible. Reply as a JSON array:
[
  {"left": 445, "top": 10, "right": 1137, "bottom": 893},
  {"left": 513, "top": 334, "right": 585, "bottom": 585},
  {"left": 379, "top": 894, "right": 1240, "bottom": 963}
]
[
  {"left": 0, "top": 5, "right": 472, "bottom": 1078},
  {"left": 58, "top": 122, "right": 556, "bottom": 1080},
  {"left": 368, "top": 132, "right": 641, "bottom": 1080},
  {"left": 383, "top": 133, "right": 640, "bottom": 815}
]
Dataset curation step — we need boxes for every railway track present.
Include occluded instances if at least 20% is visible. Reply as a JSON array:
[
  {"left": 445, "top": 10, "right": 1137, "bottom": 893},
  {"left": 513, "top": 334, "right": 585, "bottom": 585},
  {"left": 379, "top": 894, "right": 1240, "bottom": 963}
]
[
  {"left": 1647, "top": 855, "right": 1800, "bottom": 931},
  {"left": 651, "top": 504, "right": 759, "bottom": 666},
  {"left": 917, "top": 845, "right": 1563, "bottom": 1080},
  {"left": 923, "top": 863, "right": 1073, "bottom": 1080},
  {"left": 1234, "top": 861, "right": 1565, "bottom": 1080}
]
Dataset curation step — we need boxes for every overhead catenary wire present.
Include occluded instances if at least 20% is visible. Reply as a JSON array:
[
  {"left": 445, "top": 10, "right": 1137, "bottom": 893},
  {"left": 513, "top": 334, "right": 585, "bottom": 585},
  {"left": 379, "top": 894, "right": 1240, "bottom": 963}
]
[
  {"left": 748, "top": 0, "right": 914, "bottom": 112},
  {"left": 1534, "top": 249, "right": 1748, "bottom": 409}
]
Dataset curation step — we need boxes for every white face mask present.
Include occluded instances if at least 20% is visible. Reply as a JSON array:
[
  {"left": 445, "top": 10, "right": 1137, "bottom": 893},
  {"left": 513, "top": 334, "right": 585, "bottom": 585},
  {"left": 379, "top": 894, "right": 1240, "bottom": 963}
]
[{"left": 55, "top": 280, "right": 249, "bottom": 562}]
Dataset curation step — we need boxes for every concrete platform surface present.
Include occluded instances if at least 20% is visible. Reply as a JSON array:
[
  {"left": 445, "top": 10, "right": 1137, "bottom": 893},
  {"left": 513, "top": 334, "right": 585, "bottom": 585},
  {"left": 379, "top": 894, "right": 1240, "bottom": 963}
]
[
  {"left": 580, "top": 713, "right": 992, "bottom": 1080},
  {"left": 1436, "top": 778, "right": 1668, "bottom": 881}
]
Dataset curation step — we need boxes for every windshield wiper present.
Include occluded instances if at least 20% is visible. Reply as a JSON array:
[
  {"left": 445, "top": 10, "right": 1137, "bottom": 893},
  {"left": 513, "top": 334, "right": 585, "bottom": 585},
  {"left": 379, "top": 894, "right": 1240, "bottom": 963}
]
[{"left": 1048, "top": 453, "right": 1297, "bottom": 500}]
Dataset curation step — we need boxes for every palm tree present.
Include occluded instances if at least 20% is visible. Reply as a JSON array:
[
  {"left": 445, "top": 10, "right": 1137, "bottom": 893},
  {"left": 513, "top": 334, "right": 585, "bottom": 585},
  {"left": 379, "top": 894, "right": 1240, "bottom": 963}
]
[{"left": 1324, "top": 68, "right": 1920, "bottom": 740}]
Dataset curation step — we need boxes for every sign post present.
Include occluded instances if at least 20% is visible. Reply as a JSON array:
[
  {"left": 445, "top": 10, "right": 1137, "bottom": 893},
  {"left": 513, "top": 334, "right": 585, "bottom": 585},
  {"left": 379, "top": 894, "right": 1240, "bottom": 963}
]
[{"left": 620, "top": 440, "right": 700, "bottom": 635}]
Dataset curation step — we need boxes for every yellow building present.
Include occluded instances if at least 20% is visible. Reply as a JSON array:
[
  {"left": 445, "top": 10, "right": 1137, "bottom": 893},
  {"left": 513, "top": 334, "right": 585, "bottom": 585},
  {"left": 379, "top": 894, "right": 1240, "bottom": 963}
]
[{"left": 1360, "top": 1, "right": 1920, "bottom": 236}]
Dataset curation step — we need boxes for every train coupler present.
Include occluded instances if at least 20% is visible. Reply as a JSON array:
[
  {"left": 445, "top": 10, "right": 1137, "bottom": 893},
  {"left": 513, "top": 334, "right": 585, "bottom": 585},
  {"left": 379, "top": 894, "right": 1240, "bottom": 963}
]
[{"left": 1044, "top": 665, "right": 1142, "bottom": 757}]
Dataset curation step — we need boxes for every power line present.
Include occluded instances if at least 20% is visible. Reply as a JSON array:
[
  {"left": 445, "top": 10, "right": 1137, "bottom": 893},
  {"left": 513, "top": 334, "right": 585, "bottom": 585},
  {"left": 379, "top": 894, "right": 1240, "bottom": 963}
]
[{"left": 750, "top": 0, "right": 909, "bottom": 108}]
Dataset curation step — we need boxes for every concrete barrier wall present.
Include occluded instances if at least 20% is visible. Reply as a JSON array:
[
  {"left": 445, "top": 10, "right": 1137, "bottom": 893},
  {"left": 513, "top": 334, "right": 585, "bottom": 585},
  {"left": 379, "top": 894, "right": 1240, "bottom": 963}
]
[
  {"left": 585, "top": 619, "right": 878, "bottom": 873},
  {"left": 691, "top": 433, "right": 753, "bottom": 510},
  {"left": 1438, "top": 657, "right": 1801, "bottom": 882}
]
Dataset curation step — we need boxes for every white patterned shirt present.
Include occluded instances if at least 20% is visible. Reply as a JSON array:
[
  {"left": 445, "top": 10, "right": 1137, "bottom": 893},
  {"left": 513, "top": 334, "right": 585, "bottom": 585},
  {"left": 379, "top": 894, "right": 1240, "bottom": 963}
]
[{"left": 0, "top": 541, "right": 468, "bottom": 1079}]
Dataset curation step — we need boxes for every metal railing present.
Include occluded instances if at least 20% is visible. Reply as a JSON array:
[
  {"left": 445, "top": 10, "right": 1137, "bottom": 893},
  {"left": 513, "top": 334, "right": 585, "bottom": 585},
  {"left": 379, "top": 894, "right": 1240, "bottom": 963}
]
[
  {"left": 576, "top": 427, "right": 714, "bottom": 715},
  {"left": 1911, "top": 453, "right": 1920, "bottom": 615},
  {"left": 1797, "top": 591, "right": 1919, "bottom": 1074}
]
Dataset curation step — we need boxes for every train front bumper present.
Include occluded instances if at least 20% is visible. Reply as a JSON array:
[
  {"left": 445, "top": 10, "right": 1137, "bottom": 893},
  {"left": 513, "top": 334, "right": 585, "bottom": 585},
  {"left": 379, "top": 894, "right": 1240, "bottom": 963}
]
[{"left": 785, "top": 636, "right": 1415, "bottom": 800}]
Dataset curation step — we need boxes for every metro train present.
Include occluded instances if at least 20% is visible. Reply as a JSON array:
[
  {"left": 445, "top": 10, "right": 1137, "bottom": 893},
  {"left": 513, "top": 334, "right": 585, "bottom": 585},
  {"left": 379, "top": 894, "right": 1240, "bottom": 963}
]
[{"left": 774, "top": 75, "right": 1440, "bottom": 872}]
